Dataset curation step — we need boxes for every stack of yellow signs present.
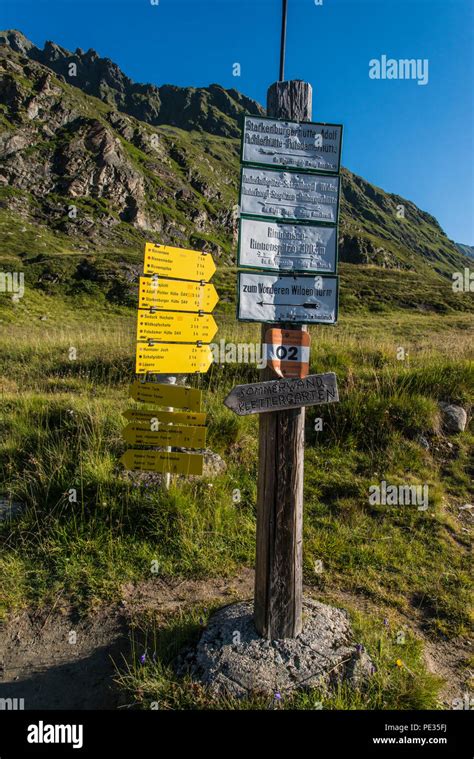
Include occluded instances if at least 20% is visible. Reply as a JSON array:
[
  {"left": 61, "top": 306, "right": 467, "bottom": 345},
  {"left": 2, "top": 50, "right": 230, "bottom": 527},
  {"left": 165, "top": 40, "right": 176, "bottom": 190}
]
[
  {"left": 121, "top": 242, "right": 219, "bottom": 476},
  {"left": 120, "top": 380, "right": 206, "bottom": 475},
  {"left": 135, "top": 242, "right": 219, "bottom": 374}
]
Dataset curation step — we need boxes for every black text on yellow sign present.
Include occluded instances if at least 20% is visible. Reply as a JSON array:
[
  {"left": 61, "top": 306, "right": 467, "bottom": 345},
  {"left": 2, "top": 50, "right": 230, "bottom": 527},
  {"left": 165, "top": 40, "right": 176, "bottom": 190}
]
[
  {"left": 129, "top": 381, "right": 202, "bottom": 410},
  {"left": 120, "top": 449, "right": 203, "bottom": 475},
  {"left": 123, "top": 409, "right": 207, "bottom": 426},
  {"left": 136, "top": 342, "right": 213, "bottom": 374},
  {"left": 138, "top": 276, "right": 219, "bottom": 313},
  {"left": 144, "top": 243, "right": 216, "bottom": 282},
  {"left": 122, "top": 422, "right": 206, "bottom": 448},
  {"left": 136, "top": 310, "right": 217, "bottom": 343}
]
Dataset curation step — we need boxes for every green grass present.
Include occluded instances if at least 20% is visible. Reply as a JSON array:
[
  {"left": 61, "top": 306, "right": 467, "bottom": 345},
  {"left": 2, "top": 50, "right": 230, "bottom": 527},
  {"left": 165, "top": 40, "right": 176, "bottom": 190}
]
[
  {"left": 0, "top": 309, "right": 472, "bottom": 708},
  {"left": 114, "top": 603, "right": 443, "bottom": 710}
]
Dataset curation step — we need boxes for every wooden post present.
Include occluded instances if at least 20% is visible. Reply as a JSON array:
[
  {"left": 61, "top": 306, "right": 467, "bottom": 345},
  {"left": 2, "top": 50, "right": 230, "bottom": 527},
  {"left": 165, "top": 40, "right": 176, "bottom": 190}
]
[{"left": 254, "top": 80, "right": 312, "bottom": 639}]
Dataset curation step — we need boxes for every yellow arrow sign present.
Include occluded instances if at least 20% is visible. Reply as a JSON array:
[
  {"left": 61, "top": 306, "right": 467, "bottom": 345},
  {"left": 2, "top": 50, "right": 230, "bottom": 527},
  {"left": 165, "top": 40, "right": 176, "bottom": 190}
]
[
  {"left": 122, "top": 422, "right": 206, "bottom": 448},
  {"left": 144, "top": 242, "right": 216, "bottom": 282},
  {"left": 136, "top": 342, "right": 213, "bottom": 374},
  {"left": 129, "top": 381, "right": 202, "bottom": 410},
  {"left": 123, "top": 409, "right": 207, "bottom": 426},
  {"left": 136, "top": 309, "right": 217, "bottom": 343},
  {"left": 138, "top": 277, "right": 218, "bottom": 313},
  {"left": 120, "top": 449, "right": 203, "bottom": 475}
]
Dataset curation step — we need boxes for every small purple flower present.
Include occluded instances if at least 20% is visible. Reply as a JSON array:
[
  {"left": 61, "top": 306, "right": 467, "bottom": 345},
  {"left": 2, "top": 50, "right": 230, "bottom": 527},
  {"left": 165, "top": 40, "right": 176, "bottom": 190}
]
[
  {"left": 383, "top": 618, "right": 390, "bottom": 627},
  {"left": 274, "top": 692, "right": 281, "bottom": 700},
  {"left": 370, "top": 664, "right": 377, "bottom": 675},
  {"left": 355, "top": 643, "right": 364, "bottom": 654},
  {"left": 139, "top": 652, "right": 147, "bottom": 665}
]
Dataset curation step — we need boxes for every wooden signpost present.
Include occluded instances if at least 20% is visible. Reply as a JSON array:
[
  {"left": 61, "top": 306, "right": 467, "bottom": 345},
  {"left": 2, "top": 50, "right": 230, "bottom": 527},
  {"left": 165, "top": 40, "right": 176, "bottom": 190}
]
[
  {"left": 229, "top": 0, "right": 343, "bottom": 639},
  {"left": 224, "top": 373, "right": 339, "bottom": 416}
]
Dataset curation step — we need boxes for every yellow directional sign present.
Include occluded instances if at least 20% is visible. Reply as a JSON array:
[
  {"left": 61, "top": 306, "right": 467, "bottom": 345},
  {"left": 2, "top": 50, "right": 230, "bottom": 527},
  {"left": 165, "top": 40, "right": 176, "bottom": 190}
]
[
  {"left": 123, "top": 409, "right": 207, "bottom": 426},
  {"left": 138, "top": 277, "right": 218, "bottom": 313},
  {"left": 137, "top": 309, "right": 217, "bottom": 344},
  {"left": 144, "top": 242, "right": 216, "bottom": 282},
  {"left": 122, "top": 422, "right": 206, "bottom": 448},
  {"left": 120, "top": 449, "right": 203, "bottom": 475},
  {"left": 136, "top": 342, "right": 213, "bottom": 374},
  {"left": 129, "top": 381, "right": 202, "bottom": 410}
]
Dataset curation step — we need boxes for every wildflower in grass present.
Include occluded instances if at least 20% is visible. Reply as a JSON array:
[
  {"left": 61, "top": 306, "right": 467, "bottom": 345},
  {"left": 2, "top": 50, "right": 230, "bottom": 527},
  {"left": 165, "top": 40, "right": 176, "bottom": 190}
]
[
  {"left": 356, "top": 643, "right": 364, "bottom": 654},
  {"left": 139, "top": 652, "right": 147, "bottom": 665},
  {"left": 395, "top": 658, "right": 415, "bottom": 676},
  {"left": 274, "top": 692, "right": 281, "bottom": 701},
  {"left": 383, "top": 618, "right": 390, "bottom": 627}
]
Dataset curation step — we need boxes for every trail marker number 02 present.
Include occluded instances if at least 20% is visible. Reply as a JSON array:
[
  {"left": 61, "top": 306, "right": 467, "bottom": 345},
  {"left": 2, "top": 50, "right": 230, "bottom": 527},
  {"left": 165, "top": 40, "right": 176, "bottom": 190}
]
[{"left": 264, "top": 328, "right": 311, "bottom": 378}]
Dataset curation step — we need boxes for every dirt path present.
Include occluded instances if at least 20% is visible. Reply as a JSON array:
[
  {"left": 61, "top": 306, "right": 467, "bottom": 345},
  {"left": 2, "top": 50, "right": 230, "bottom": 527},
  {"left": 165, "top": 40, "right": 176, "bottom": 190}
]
[
  {"left": 0, "top": 569, "right": 470, "bottom": 709},
  {"left": 0, "top": 571, "right": 254, "bottom": 710}
]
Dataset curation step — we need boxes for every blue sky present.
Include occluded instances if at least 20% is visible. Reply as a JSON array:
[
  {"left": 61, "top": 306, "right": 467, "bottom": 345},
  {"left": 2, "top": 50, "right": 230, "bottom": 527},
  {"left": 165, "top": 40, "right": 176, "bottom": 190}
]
[{"left": 3, "top": 0, "right": 473, "bottom": 244}]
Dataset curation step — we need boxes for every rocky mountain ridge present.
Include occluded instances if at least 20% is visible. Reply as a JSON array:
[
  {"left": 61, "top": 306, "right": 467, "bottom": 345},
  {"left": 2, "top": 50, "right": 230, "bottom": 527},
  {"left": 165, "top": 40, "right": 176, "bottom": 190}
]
[
  {"left": 0, "top": 31, "right": 471, "bottom": 317},
  {"left": 0, "top": 29, "right": 264, "bottom": 138}
]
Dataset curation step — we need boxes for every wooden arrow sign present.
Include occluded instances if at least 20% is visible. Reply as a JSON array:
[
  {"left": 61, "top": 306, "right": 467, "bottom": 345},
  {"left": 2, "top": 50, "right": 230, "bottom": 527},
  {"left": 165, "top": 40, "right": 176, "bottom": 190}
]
[
  {"left": 123, "top": 409, "right": 207, "bottom": 426},
  {"left": 120, "top": 449, "right": 203, "bottom": 475},
  {"left": 138, "top": 276, "right": 219, "bottom": 313},
  {"left": 122, "top": 422, "right": 206, "bottom": 448},
  {"left": 137, "top": 309, "right": 217, "bottom": 343},
  {"left": 224, "top": 372, "right": 339, "bottom": 416},
  {"left": 136, "top": 342, "right": 213, "bottom": 374},
  {"left": 129, "top": 381, "right": 202, "bottom": 411},
  {"left": 144, "top": 242, "right": 216, "bottom": 282}
]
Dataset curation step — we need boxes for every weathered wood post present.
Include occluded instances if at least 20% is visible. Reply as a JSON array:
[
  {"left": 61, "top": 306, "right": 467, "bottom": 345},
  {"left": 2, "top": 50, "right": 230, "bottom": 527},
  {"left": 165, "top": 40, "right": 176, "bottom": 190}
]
[{"left": 254, "top": 79, "right": 312, "bottom": 639}]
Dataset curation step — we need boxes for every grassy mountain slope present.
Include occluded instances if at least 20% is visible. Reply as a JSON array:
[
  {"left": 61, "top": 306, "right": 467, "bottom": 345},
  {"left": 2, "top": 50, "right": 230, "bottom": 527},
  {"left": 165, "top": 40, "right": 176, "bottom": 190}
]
[
  {"left": 455, "top": 242, "right": 474, "bottom": 260},
  {"left": 0, "top": 35, "right": 472, "bottom": 326}
]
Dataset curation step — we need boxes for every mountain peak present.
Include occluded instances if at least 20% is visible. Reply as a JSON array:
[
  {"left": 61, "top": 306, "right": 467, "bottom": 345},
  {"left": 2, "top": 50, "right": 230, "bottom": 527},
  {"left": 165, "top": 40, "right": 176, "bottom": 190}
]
[
  {"left": 0, "top": 29, "right": 34, "bottom": 55},
  {"left": 0, "top": 30, "right": 264, "bottom": 138}
]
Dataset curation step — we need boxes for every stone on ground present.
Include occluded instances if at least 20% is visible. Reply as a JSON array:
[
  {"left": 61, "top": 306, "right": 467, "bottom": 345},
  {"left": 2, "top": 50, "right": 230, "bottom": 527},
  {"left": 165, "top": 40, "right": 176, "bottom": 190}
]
[
  {"left": 177, "top": 598, "right": 374, "bottom": 698},
  {"left": 439, "top": 403, "right": 468, "bottom": 434}
]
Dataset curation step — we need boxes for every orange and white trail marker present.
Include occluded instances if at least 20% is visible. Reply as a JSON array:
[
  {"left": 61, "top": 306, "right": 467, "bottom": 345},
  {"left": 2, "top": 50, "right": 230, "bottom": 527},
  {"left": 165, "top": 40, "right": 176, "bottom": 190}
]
[{"left": 264, "top": 328, "right": 311, "bottom": 379}]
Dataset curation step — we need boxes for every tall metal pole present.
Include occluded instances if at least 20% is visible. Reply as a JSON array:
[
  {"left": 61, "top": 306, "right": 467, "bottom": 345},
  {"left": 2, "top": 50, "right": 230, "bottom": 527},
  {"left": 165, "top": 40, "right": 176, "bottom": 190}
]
[{"left": 279, "top": 0, "right": 288, "bottom": 81}]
